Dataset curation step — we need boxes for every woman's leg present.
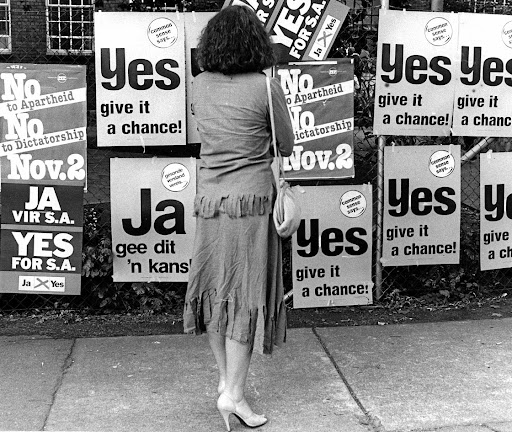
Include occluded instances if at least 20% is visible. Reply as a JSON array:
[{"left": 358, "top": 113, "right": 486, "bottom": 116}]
[
  {"left": 217, "top": 337, "right": 267, "bottom": 431},
  {"left": 208, "top": 332, "right": 227, "bottom": 394},
  {"left": 223, "top": 337, "right": 252, "bottom": 402}
]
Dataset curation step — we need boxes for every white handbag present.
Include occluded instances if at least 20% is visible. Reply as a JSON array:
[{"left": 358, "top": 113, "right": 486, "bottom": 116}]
[{"left": 266, "top": 77, "right": 304, "bottom": 238}]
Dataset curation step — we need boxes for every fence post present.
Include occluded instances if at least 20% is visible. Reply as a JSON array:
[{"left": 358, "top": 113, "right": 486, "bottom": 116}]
[
  {"left": 431, "top": 0, "right": 444, "bottom": 11},
  {"left": 374, "top": 0, "right": 389, "bottom": 301},
  {"left": 375, "top": 136, "right": 385, "bottom": 301}
]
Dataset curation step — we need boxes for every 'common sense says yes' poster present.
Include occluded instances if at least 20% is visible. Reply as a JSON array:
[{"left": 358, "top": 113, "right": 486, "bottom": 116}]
[
  {"left": 383, "top": 145, "right": 460, "bottom": 266},
  {"left": 95, "top": 12, "right": 186, "bottom": 147},
  {"left": 292, "top": 185, "right": 373, "bottom": 308}
]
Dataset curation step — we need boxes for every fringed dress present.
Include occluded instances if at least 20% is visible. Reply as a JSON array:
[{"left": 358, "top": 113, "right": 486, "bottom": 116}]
[{"left": 183, "top": 72, "right": 294, "bottom": 355}]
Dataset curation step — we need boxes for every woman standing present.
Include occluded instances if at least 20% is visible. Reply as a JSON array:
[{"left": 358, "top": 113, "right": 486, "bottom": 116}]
[{"left": 183, "top": 5, "right": 294, "bottom": 430}]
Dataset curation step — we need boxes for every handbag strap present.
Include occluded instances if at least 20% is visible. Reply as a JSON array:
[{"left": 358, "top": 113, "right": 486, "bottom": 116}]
[{"left": 266, "top": 76, "right": 284, "bottom": 185}]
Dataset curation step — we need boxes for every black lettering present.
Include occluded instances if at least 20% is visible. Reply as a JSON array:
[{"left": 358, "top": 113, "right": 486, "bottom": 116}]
[
  {"left": 320, "top": 228, "right": 343, "bottom": 257},
  {"left": 483, "top": 57, "right": 503, "bottom": 87},
  {"left": 155, "top": 59, "right": 181, "bottom": 90},
  {"left": 345, "top": 228, "right": 368, "bottom": 256},
  {"left": 405, "top": 55, "right": 428, "bottom": 85},
  {"left": 154, "top": 200, "right": 185, "bottom": 234},
  {"left": 411, "top": 188, "right": 433, "bottom": 216},
  {"left": 101, "top": 48, "right": 126, "bottom": 90},
  {"left": 388, "top": 179, "right": 409, "bottom": 217},
  {"left": 380, "top": 44, "right": 403, "bottom": 84},
  {"left": 429, "top": 56, "right": 451, "bottom": 85},
  {"left": 485, "top": 184, "right": 504, "bottom": 222},
  {"left": 122, "top": 188, "right": 151, "bottom": 236},
  {"left": 128, "top": 58, "right": 154, "bottom": 90},
  {"left": 460, "top": 46, "right": 481, "bottom": 86},
  {"left": 297, "top": 219, "right": 319, "bottom": 258},
  {"left": 434, "top": 187, "right": 456, "bottom": 215}
]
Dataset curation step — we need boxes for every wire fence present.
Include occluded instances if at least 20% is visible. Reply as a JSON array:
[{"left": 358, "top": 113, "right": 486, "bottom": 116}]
[{"left": 0, "top": 0, "right": 510, "bottom": 314}]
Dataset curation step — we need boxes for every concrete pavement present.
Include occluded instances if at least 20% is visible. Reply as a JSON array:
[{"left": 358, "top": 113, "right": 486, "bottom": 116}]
[{"left": 1, "top": 318, "right": 512, "bottom": 432}]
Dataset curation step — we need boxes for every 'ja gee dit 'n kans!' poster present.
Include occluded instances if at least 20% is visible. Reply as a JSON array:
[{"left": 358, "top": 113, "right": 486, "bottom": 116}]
[
  {"left": 223, "top": 0, "right": 350, "bottom": 62},
  {"left": 275, "top": 60, "right": 354, "bottom": 180},
  {"left": 0, "top": 64, "right": 87, "bottom": 295},
  {"left": 373, "top": 10, "right": 459, "bottom": 136},
  {"left": 382, "top": 145, "right": 460, "bottom": 267},
  {"left": 110, "top": 157, "right": 196, "bottom": 283},
  {"left": 95, "top": 12, "right": 186, "bottom": 147}
]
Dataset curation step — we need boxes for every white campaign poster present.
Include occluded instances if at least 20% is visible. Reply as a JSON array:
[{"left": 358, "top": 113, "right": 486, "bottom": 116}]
[
  {"left": 374, "top": 10, "right": 458, "bottom": 136},
  {"left": 480, "top": 152, "right": 512, "bottom": 271},
  {"left": 95, "top": 13, "right": 186, "bottom": 147},
  {"left": 383, "top": 145, "right": 461, "bottom": 266},
  {"left": 452, "top": 13, "right": 512, "bottom": 137},
  {"left": 110, "top": 158, "right": 196, "bottom": 282},
  {"left": 184, "top": 12, "right": 215, "bottom": 144},
  {"left": 292, "top": 185, "right": 373, "bottom": 308}
]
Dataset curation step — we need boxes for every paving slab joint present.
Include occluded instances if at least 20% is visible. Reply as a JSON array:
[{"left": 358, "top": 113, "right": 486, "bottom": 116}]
[
  {"left": 42, "top": 338, "right": 77, "bottom": 431},
  {"left": 482, "top": 423, "right": 512, "bottom": 432},
  {"left": 404, "top": 423, "right": 507, "bottom": 432},
  {"left": 311, "top": 327, "right": 385, "bottom": 432}
]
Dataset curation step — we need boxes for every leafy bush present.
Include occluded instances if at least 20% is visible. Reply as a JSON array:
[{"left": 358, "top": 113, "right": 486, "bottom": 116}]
[
  {"left": 81, "top": 205, "right": 185, "bottom": 313},
  {"left": 383, "top": 205, "right": 508, "bottom": 302}
]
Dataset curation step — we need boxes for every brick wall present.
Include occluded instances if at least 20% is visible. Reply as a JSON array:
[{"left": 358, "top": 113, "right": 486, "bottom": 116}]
[{"left": 10, "top": 0, "right": 47, "bottom": 62}]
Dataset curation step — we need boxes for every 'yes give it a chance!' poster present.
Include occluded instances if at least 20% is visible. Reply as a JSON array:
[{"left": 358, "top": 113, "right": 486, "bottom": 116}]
[{"left": 383, "top": 145, "right": 460, "bottom": 267}]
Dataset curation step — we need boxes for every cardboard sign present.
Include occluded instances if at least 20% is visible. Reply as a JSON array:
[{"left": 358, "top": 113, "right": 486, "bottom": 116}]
[
  {"left": 374, "top": 10, "right": 458, "bottom": 136},
  {"left": 0, "top": 64, "right": 87, "bottom": 182},
  {"left": 223, "top": 0, "right": 349, "bottom": 62},
  {"left": 383, "top": 145, "right": 461, "bottom": 266},
  {"left": 0, "top": 64, "right": 86, "bottom": 295},
  {"left": 0, "top": 183, "right": 83, "bottom": 294},
  {"left": 480, "top": 152, "right": 512, "bottom": 271},
  {"left": 95, "top": 12, "right": 186, "bottom": 147},
  {"left": 452, "top": 13, "right": 512, "bottom": 137},
  {"left": 110, "top": 157, "right": 196, "bottom": 282},
  {"left": 276, "top": 60, "right": 354, "bottom": 180},
  {"left": 292, "top": 185, "right": 373, "bottom": 308}
]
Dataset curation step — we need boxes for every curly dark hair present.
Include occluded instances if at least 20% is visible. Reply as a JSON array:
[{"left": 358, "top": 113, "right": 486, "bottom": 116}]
[{"left": 196, "top": 6, "right": 276, "bottom": 75}]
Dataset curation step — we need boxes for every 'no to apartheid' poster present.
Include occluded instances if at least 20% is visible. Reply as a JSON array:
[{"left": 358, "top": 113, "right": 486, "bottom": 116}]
[
  {"left": 0, "top": 64, "right": 87, "bottom": 295},
  {"left": 382, "top": 145, "right": 461, "bottom": 267},
  {"left": 292, "top": 185, "right": 373, "bottom": 308},
  {"left": 276, "top": 60, "right": 354, "bottom": 180},
  {"left": 224, "top": 0, "right": 349, "bottom": 62},
  {"left": 110, "top": 158, "right": 196, "bottom": 282},
  {"left": 95, "top": 12, "right": 186, "bottom": 147},
  {"left": 480, "top": 152, "right": 512, "bottom": 271}
]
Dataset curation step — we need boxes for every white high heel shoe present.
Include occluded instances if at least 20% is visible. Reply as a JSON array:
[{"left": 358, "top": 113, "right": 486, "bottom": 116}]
[{"left": 217, "top": 393, "right": 268, "bottom": 431}]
